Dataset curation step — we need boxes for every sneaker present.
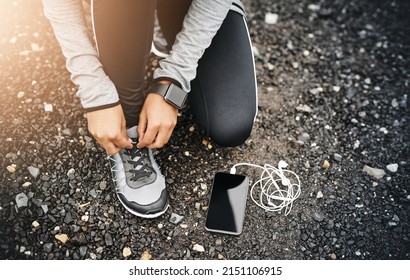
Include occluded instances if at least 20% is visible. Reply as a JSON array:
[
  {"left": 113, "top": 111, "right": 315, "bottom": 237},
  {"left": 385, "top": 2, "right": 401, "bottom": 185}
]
[
  {"left": 151, "top": 12, "right": 170, "bottom": 58},
  {"left": 109, "top": 126, "right": 169, "bottom": 218}
]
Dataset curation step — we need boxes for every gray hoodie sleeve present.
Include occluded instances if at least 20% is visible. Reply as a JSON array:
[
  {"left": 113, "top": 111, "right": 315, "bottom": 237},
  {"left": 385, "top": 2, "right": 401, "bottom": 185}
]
[
  {"left": 153, "top": 0, "right": 243, "bottom": 93},
  {"left": 42, "top": 0, "right": 119, "bottom": 110},
  {"left": 42, "top": 0, "right": 244, "bottom": 110}
]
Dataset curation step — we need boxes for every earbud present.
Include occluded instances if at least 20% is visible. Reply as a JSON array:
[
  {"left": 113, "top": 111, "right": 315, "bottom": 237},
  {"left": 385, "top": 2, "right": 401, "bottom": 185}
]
[{"left": 277, "top": 160, "right": 290, "bottom": 186}]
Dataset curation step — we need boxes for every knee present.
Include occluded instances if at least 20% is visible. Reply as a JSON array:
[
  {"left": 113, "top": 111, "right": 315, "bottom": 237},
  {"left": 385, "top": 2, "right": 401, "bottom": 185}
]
[{"left": 209, "top": 118, "right": 254, "bottom": 147}]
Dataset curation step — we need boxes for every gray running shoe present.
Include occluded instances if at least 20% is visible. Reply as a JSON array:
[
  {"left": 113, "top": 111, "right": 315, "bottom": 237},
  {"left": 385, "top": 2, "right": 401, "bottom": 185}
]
[{"left": 109, "top": 127, "right": 168, "bottom": 218}]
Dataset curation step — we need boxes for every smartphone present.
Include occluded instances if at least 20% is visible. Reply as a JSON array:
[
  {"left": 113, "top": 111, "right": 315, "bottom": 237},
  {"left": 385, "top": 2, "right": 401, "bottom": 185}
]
[{"left": 205, "top": 172, "right": 249, "bottom": 235}]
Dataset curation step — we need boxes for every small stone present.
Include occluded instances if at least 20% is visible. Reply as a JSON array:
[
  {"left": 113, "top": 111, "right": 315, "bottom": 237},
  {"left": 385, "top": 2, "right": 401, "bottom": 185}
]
[
  {"left": 322, "top": 160, "right": 330, "bottom": 170},
  {"left": 192, "top": 244, "right": 205, "bottom": 252},
  {"left": 195, "top": 202, "right": 201, "bottom": 210},
  {"left": 158, "top": 223, "right": 164, "bottom": 229},
  {"left": 332, "top": 86, "right": 341, "bottom": 92},
  {"left": 329, "top": 253, "right": 337, "bottom": 260},
  {"left": 55, "top": 234, "right": 69, "bottom": 244},
  {"left": 309, "top": 87, "right": 323, "bottom": 94},
  {"left": 62, "top": 128, "right": 72, "bottom": 136},
  {"left": 364, "top": 78, "right": 371, "bottom": 84},
  {"left": 379, "top": 127, "right": 388, "bottom": 134},
  {"left": 44, "top": 103, "right": 53, "bottom": 112},
  {"left": 265, "top": 12, "right": 278, "bottom": 25},
  {"left": 140, "top": 250, "right": 152, "bottom": 260},
  {"left": 104, "top": 233, "right": 113, "bottom": 246},
  {"left": 312, "top": 212, "right": 324, "bottom": 222},
  {"left": 32, "top": 221, "right": 40, "bottom": 228},
  {"left": 316, "top": 191, "right": 323, "bottom": 199},
  {"left": 17, "top": 91, "right": 25, "bottom": 99},
  {"left": 81, "top": 215, "right": 89, "bottom": 222},
  {"left": 43, "top": 243, "right": 53, "bottom": 253},
  {"left": 123, "top": 247, "right": 132, "bottom": 258},
  {"left": 15, "top": 193, "right": 28, "bottom": 208},
  {"left": 64, "top": 212, "right": 74, "bottom": 224},
  {"left": 296, "top": 104, "right": 313, "bottom": 113},
  {"left": 298, "top": 132, "right": 310, "bottom": 142},
  {"left": 391, "top": 99, "right": 399, "bottom": 108},
  {"left": 184, "top": 151, "right": 190, "bottom": 156},
  {"left": 333, "top": 153, "right": 342, "bottom": 162},
  {"left": 41, "top": 204, "right": 49, "bottom": 214},
  {"left": 215, "top": 239, "right": 222, "bottom": 246},
  {"left": 303, "top": 50, "right": 310, "bottom": 56},
  {"left": 392, "top": 215, "right": 400, "bottom": 222},
  {"left": 22, "top": 182, "right": 32, "bottom": 188},
  {"left": 354, "top": 140, "right": 360, "bottom": 149},
  {"left": 308, "top": 4, "right": 320, "bottom": 11},
  {"left": 363, "top": 165, "right": 386, "bottom": 179},
  {"left": 386, "top": 163, "right": 398, "bottom": 173},
  {"left": 169, "top": 213, "right": 184, "bottom": 224},
  {"left": 7, "top": 165, "right": 16, "bottom": 173},
  {"left": 28, "top": 166, "right": 40, "bottom": 178},
  {"left": 79, "top": 246, "right": 88, "bottom": 257},
  {"left": 200, "top": 183, "right": 207, "bottom": 191},
  {"left": 67, "top": 168, "right": 75, "bottom": 177}
]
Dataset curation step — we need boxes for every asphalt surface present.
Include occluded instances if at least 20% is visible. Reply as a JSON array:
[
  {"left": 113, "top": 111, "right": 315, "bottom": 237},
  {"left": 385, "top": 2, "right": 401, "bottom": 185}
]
[{"left": 0, "top": 0, "right": 409, "bottom": 260}]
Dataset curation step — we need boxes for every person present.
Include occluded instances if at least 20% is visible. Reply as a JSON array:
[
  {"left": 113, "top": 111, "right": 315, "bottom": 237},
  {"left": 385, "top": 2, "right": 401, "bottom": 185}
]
[{"left": 42, "top": 0, "right": 258, "bottom": 218}]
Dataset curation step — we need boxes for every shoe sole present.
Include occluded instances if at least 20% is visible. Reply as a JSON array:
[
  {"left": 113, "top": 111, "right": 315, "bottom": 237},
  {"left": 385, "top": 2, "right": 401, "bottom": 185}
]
[
  {"left": 116, "top": 190, "right": 169, "bottom": 218},
  {"left": 151, "top": 42, "right": 169, "bottom": 58}
]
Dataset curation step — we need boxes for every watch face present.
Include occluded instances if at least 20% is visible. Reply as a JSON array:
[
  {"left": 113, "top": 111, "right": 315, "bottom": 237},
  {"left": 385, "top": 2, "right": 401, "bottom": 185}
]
[{"left": 165, "top": 84, "right": 187, "bottom": 109}]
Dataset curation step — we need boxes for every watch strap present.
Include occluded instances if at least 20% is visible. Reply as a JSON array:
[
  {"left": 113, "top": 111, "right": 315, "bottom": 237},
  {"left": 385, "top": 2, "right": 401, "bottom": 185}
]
[{"left": 149, "top": 83, "right": 187, "bottom": 109}]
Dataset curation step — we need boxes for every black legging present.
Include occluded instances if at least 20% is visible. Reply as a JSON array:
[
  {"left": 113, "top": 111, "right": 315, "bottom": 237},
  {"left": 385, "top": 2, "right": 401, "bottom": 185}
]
[{"left": 91, "top": 0, "right": 257, "bottom": 147}]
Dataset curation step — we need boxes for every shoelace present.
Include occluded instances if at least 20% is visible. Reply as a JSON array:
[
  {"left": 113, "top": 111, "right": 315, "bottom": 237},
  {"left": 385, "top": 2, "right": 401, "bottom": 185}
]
[{"left": 123, "top": 144, "right": 155, "bottom": 181}]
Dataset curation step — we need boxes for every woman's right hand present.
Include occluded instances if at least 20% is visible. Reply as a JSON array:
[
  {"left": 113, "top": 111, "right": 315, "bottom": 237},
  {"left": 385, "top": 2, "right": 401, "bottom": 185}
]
[{"left": 86, "top": 104, "right": 133, "bottom": 155}]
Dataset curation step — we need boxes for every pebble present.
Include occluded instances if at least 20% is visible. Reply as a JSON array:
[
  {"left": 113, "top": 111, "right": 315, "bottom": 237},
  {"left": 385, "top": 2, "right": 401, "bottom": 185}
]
[
  {"left": 303, "top": 50, "right": 310, "bottom": 56},
  {"left": 55, "top": 234, "right": 69, "bottom": 244},
  {"left": 265, "top": 12, "right": 278, "bottom": 25},
  {"left": 332, "top": 86, "right": 341, "bottom": 92},
  {"left": 41, "top": 204, "right": 49, "bottom": 214},
  {"left": 140, "top": 250, "right": 152, "bottom": 260},
  {"left": 123, "top": 247, "right": 132, "bottom": 258},
  {"left": 296, "top": 104, "right": 313, "bottom": 113},
  {"left": 386, "top": 163, "right": 398, "bottom": 173},
  {"left": 44, "top": 103, "right": 53, "bottom": 112},
  {"left": 104, "top": 233, "right": 113, "bottom": 246},
  {"left": 169, "top": 213, "right": 184, "bottom": 224},
  {"left": 67, "top": 168, "right": 75, "bottom": 177},
  {"left": 312, "top": 212, "right": 324, "bottom": 222},
  {"left": 79, "top": 246, "right": 88, "bottom": 257},
  {"left": 22, "top": 182, "right": 32, "bottom": 188},
  {"left": 7, "top": 165, "right": 16, "bottom": 173},
  {"left": 81, "top": 215, "right": 89, "bottom": 222},
  {"left": 322, "top": 160, "right": 330, "bottom": 170},
  {"left": 15, "top": 192, "right": 28, "bottom": 208},
  {"left": 298, "top": 132, "right": 311, "bottom": 142},
  {"left": 329, "top": 253, "right": 337, "bottom": 260},
  {"left": 308, "top": 4, "right": 320, "bottom": 11},
  {"left": 193, "top": 244, "right": 205, "bottom": 252},
  {"left": 379, "top": 127, "right": 388, "bottom": 134},
  {"left": 32, "top": 221, "right": 40, "bottom": 228},
  {"left": 362, "top": 165, "right": 386, "bottom": 179},
  {"left": 333, "top": 153, "right": 342, "bottom": 162},
  {"left": 17, "top": 91, "right": 25, "bottom": 99},
  {"left": 43, "top": 243, "right": 53, "bottom": 253},
  {"left": 309, "top": 87, "right": 323, "bottom": 94},
  {"left": 28, "top": 166, "right": 40, "bottom": 178},
  {"left": 291, "top": 62, "right": 299, "bottom": 69},
  {"left": 316, "top": 191, "right": 323, "bottom": 199}
]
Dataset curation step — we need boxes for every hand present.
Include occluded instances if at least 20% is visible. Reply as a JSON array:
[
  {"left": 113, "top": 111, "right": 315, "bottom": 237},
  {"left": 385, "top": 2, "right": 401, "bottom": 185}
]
[
  {"left": 137, "top": 91, "right": 178, "bottom": 149},
  {"left": 86, "top": 104, "right": 133, "bottom": 155}
]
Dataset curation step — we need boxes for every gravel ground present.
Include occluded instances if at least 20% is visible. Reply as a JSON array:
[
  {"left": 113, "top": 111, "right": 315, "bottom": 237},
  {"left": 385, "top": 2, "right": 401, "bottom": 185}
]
[{"left": 1, "top": 0, "right": 409, "bottom": 260}]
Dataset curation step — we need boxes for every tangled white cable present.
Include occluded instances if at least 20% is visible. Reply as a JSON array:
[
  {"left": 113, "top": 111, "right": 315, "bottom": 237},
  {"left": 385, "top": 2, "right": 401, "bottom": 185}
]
[{"left": 230, "top": 160, "right": 301, "bottom": 216}]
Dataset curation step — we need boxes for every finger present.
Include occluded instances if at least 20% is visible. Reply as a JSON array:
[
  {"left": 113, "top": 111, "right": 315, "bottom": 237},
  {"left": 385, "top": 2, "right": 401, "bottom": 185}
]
[
  {"left": 147, "top": 126, "right": 173, "bottom": 149},
  {"left": 137, "top": 124, "right": 158, "bottom": 148},
  {"left": 104, "top": 141, "right": 122, "bottom": 156},
  {"left": 113, "top": 135, "right": 133, "bottom": 150},
  {"left": 137, "top": 112, "right": 147, "bottom": 141}
]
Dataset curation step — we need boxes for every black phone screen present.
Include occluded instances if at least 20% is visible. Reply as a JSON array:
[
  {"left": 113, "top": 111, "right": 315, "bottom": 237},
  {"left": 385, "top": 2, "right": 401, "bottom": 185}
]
[{"left": 205, "top": 172, "right": 249, "bottom": 235}]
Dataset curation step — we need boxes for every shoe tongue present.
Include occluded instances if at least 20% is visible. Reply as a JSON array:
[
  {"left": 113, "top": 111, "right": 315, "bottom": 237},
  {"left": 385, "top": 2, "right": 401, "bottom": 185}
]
[{"left": 126, "top": 126, "right": 138, "bottom": 138}]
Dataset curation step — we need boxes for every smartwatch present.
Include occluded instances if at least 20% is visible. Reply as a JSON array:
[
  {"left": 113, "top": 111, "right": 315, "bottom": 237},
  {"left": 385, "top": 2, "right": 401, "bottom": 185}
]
[{"left": 149, "top": 83, "right": 187, "bottom": 109}]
